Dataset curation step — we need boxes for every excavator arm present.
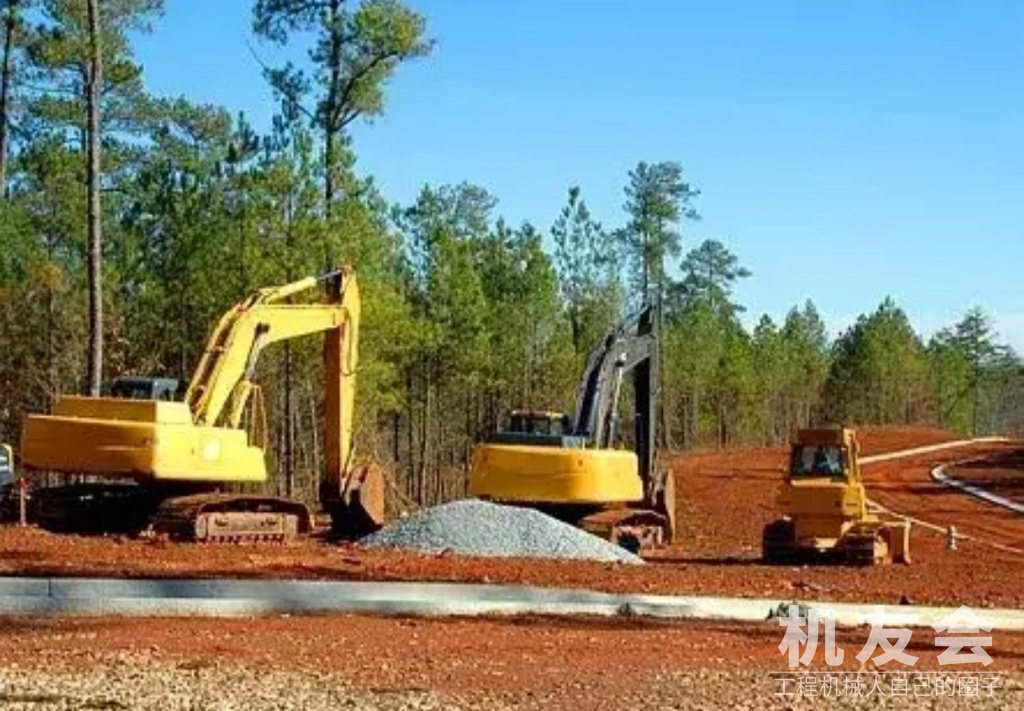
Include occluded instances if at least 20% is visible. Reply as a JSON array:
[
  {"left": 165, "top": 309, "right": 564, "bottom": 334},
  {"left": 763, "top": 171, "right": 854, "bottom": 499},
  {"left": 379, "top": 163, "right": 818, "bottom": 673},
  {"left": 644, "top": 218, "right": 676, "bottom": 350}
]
[
  {"left": 186, "top": 270, "right": 354, "bottom": 427},
  {"left": 180, "top": 267, "right": 371, "bottom": 523}
]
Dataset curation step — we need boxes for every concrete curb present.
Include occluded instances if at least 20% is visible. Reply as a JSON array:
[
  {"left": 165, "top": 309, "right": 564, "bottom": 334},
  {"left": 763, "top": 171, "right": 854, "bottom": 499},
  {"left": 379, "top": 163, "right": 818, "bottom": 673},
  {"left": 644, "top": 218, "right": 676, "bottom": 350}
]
[
  {"left": 932, "top": 464, "right": 1024, "bottom": 515},
  {"left": 1, "top": 577, "right": 1023, "bottom": 630},
  {"left": 860, "top": 437, "right": 1010, "bottom": 466}
]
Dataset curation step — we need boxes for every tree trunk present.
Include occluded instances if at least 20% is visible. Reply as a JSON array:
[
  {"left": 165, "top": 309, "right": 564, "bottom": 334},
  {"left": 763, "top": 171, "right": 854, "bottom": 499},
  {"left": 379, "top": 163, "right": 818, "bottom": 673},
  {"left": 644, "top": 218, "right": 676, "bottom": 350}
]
[
  {"left": 85, "top": 0, "right": 103, "bottom": 396},
  {"left": 0, "top": 0, "right": 17, "bottom": 198},
  {"left": 405, "top": 370, "right": 415, "bottom": 500},
  {"left": 417, "top": 360, "right": 430, "bottom": 505},
  {"left": 323, "top": 0, "right": 342, "bottom": 226}
]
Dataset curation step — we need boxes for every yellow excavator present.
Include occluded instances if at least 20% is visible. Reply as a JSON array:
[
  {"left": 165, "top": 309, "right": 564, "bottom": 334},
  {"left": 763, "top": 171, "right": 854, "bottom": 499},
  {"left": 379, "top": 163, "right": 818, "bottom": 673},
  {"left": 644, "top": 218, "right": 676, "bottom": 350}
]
[
  {"left": 762, "top": 427, "right": 911, "bottom": 565},
  {"left": 468, "top": 303, "right": 676, "bottom": 553},
  {"left": 18, "top": 266, "right": 383, "bottom": 542}
]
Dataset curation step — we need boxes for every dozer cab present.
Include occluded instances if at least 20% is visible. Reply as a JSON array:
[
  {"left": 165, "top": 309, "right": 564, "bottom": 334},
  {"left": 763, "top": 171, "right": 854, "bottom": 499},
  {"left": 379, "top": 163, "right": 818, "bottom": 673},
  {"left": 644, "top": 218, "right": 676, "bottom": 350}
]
[
  {"left": 762, "top": 427, "right": 911, "bottom": 566},
  {"left": 468, "top": 303, "right": 676, "bottom": 553},
  {"left": 18, "top": 266, "right": 384, "bottom": 543}
]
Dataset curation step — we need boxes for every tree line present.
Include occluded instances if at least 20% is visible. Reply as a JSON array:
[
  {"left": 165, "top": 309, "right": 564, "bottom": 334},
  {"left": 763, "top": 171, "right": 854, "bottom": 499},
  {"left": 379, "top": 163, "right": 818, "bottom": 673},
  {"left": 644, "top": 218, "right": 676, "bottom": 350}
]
[{"left": 0, "top": 0, "right": 1020, "bottom": 508}]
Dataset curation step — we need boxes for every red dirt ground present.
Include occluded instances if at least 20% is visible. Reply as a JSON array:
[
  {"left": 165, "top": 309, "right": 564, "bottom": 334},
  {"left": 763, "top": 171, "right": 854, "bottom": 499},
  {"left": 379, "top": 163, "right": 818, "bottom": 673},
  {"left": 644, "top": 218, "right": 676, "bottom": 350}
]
[
  {"left": 2, "top": 426, "right": 1023, "bottom": 709},
  {"left": 1, "top": 614, "right": 1022, "bottom": 703},
  {"left": 0, "top": 426, "right": 1021, "bottom": 608}
]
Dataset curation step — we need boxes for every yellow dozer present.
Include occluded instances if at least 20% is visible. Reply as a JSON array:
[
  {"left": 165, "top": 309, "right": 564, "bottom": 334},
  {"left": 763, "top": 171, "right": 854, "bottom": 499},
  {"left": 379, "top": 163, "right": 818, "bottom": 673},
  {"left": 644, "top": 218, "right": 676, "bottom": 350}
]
[
  {"left": 762, "top": 427, "right": 911, "bottom": 565},
  {"left": 18, "top": 267, "right": 384, "bottom": 543}
]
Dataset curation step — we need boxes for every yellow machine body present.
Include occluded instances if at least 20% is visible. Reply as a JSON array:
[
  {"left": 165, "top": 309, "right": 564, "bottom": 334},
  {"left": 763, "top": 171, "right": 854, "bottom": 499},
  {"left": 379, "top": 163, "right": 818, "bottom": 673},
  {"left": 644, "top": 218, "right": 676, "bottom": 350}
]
[
  {"left": 468, "top": 444, "right": 643, "bottom": 504},
  {"left": 763, "top": 426, "right": 911, "bottom": 565},
  {"left": 20, "top": 397, "right": 265, "bottom": 483},
  {"left": 17, "top": 267, "right": 383, "bottom": 542}
]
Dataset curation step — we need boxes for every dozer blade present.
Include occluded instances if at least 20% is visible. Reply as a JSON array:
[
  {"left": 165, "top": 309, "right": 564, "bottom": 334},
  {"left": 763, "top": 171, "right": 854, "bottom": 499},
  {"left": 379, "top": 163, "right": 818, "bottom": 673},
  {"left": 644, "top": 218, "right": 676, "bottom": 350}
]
[{"left": 149, "top": 493, "right": 312, "bottom": 543}]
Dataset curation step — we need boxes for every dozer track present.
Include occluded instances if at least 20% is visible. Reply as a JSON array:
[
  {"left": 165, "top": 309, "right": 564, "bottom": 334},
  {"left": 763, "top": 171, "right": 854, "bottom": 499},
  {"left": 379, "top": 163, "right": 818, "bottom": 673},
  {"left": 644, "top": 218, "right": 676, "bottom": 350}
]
[
  {"left": 148, "top": 493, "right": 313, "bottom": 543},
  {"left": 762, "top": 518, "right": 893, "bottom": 566}
]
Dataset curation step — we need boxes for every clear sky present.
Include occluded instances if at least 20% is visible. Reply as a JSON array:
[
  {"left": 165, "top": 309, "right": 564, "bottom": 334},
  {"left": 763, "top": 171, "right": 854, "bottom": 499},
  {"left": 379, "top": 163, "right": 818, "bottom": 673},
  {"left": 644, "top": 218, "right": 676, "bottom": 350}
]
[{"left": 133, "top": 0, "right": 1024, "bottom": 351}]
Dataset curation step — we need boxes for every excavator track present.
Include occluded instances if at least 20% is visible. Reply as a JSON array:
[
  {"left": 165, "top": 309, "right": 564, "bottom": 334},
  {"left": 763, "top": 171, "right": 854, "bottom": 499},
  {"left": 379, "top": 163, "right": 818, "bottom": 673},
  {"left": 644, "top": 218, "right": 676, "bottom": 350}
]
[
  {"left": 148, "top": 493, "right": 313, "bottom": 543},
  {"left": 578, "top": 507, "right": 672, "bottom": 554},
  {"left": 29, "top": 482, "right": 165, "bottom": 535}
]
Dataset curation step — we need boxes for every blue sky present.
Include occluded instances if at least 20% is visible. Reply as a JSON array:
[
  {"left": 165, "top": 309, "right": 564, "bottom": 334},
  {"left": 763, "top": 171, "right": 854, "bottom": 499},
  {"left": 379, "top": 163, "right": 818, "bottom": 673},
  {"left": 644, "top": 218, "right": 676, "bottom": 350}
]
[{"left": 134, "top": 0, "right": 1024, "bottom": 351}]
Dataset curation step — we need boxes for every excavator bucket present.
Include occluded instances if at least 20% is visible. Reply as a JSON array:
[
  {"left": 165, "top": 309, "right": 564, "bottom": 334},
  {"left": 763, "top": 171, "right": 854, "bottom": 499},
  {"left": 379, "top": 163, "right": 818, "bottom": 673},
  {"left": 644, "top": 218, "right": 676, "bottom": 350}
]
[
  {"left": 652, "top": 466, "right": 677, "bottom": 544},
  {"left": 326, "top": 464, "right": 385, "bottom": 538}
]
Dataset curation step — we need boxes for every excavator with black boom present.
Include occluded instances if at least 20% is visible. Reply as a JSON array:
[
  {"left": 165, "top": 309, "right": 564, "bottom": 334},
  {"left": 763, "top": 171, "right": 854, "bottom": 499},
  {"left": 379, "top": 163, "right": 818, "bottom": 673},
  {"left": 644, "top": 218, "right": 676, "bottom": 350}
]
[{"left": 468, "top": 302, "right": 676, "bottom": 553}]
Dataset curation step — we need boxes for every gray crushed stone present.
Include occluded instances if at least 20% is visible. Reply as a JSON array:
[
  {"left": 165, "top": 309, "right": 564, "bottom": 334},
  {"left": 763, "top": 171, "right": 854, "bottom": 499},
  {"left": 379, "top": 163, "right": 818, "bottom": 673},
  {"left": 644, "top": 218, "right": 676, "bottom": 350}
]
[{"left": 358, "top": 499, "right": 643, "bottom": 564}]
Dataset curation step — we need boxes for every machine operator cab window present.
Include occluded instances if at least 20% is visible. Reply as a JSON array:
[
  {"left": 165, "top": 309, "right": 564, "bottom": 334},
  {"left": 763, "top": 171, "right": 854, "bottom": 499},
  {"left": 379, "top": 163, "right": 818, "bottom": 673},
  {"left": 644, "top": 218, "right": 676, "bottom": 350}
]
[
  {"left": 790, "top": 444, "right": 846, "bottom": 478},
  {"left": 488, "top": 410, "right": 585, "bottom": 448},
  {"left": 104, "top": 377, "right": 182, "bottom": 402},
  {"left": 507, "top": 411, "right": 571, "bottom": 437}
]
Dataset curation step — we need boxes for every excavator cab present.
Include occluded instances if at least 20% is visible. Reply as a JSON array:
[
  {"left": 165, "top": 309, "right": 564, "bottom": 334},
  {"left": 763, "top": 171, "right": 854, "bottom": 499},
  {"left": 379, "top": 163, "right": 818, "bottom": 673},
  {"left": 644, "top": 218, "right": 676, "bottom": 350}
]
[
  {"left": 488, "top": 410, "right": 585, "bottom": 448},
  {"left": 507, "top": 410, "right": 571, "bottom": 437}
]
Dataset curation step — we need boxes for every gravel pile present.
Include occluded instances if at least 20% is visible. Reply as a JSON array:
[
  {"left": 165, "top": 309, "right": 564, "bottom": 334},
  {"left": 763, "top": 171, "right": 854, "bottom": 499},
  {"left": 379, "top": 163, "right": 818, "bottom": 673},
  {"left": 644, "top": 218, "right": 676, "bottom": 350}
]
[{"left": 359, "top": 499, "right": 643, "bottom": 564}]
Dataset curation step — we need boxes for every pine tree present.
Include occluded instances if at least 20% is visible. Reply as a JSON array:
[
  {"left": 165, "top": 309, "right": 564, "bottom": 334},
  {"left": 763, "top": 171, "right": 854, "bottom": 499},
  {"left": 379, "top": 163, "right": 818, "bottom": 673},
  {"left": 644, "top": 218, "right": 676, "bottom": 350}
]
[
  {"left": 619, "top": 160, "right": 699, "bottom": 304},
  {"left": 253, "top": 0, "right": 432, "bottom": 220}
]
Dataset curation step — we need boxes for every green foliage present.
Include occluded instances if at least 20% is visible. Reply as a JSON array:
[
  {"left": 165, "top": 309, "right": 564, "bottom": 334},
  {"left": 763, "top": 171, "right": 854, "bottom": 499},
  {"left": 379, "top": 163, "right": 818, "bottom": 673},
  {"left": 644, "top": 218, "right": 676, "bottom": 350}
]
[
  {"left": 252, "top": 0, "right": 432, "bottom": 210},
  {"left": 253, "top": 0, "right": 433, "bottom": 119},
  {"left": 824, "top": 298, "right": 929, "bottom": 425},
  {"left": 674, "top": 238, "right": 751, "bottom": 319},
  {"left": 619, "top": 160, "right": 699, "bottom": 302},
  {"left": 550, "top": 185, "right": 622, "bottom": 359},
  {"left": 927, "top": 308, "right": 1020, "bottom": 434}
]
